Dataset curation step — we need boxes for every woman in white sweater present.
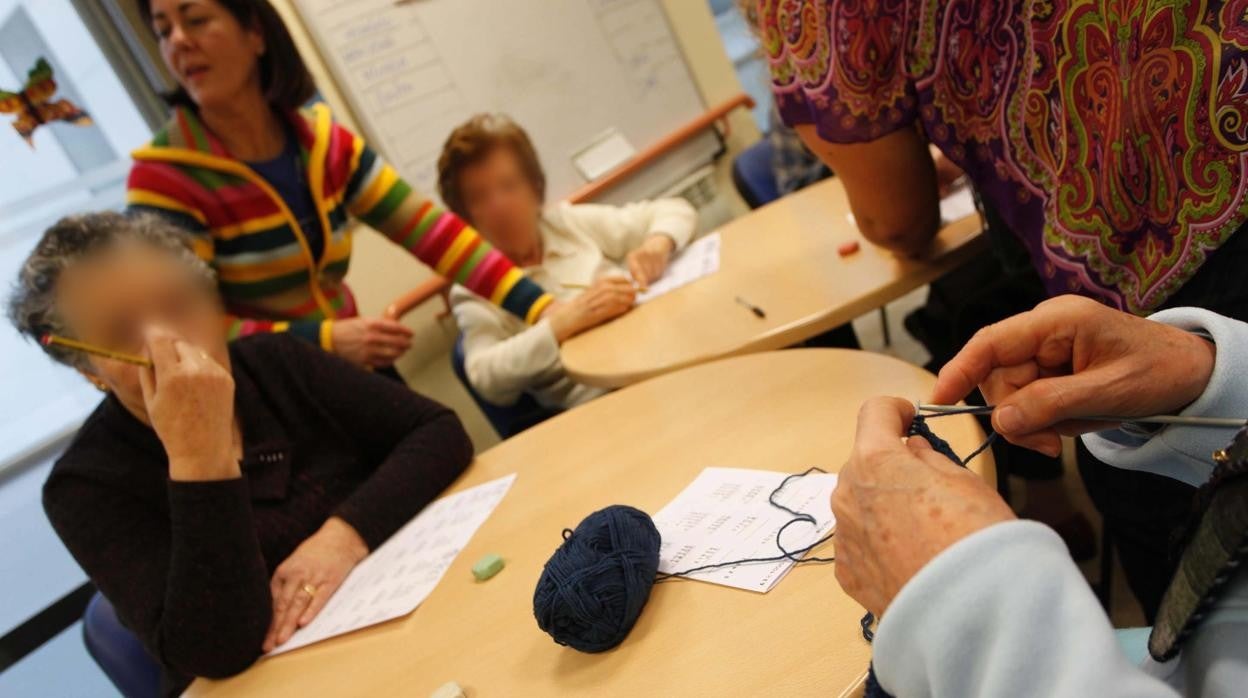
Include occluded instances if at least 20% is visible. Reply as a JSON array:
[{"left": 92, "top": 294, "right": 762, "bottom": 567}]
[{"left": 437, "top": 114, "right": 698, "bottom": 408}]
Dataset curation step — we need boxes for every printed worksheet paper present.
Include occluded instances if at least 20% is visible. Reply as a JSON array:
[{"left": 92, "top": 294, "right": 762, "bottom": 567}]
[
  {"left": 652, "top": 467, "right": 837, "bottom": 593},
  {"left": 635, "top": 232, "right": 721, "bottom": 303},
  {"left": 269, "top": 474, "right": 517, "bottom": 655}
]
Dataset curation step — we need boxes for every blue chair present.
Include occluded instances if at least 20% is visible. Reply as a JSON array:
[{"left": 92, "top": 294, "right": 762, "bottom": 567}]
[
  {"left": 451, "top": 335, "right": 561, "bottom": 439},
  {"left": 731, "top": 137, "right": 781, "bottom": 209},
  {"left": 83, "top": 592, "right": 161, "bottom": 698}
]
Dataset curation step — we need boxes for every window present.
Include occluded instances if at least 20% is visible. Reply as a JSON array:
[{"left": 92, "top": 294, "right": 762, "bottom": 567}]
[
  {"left": 0, "top": 0, "right": 158, "bottom": 469},
  {"left": 708, "top": 0, "right": 768, "bottom": 132}
]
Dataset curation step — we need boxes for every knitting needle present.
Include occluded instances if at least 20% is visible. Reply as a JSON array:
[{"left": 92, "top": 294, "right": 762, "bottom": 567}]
[
  {"left": 916, "top": 404, "right": 1244, "bottom": 429},
  {"left": 40, "top": 333, "right": 152, "bottom": 368},
  {"left": 735, "top": 296, "right": 766, "bottom": 319}
]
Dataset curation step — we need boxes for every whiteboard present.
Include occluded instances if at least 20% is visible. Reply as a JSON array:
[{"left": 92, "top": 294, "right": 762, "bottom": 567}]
[{"left": 292, "top": 0, "right": 720, "bottom": 205}]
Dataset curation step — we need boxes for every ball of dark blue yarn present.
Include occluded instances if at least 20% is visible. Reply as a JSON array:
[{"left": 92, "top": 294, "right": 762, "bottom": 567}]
[{"left": 533, "top": 505, "right": 661, "bottom": 653}]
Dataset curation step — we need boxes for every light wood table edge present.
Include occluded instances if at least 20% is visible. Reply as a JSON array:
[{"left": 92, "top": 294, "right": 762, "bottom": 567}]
[{"left": 564, "top": 225, "right": 989, "bottom": 389}]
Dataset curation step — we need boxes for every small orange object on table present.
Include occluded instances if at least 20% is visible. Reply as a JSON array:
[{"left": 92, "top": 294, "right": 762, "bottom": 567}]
[{"left": 837, "top": 240, "right": 860, "bottom": 257}]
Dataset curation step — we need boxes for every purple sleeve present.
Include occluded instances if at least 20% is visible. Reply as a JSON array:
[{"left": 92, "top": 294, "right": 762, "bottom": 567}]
[{"left": 759, "top": 0, "right": 918, "bottom": 143}]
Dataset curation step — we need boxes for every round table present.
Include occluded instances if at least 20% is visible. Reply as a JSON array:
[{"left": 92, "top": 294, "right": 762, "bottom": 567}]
[
  {"left": 559, "top": 178, "right": 985, "bottom": 389},
  {"left": 189, "top": 350, "right": 993, "bottom": 697}
]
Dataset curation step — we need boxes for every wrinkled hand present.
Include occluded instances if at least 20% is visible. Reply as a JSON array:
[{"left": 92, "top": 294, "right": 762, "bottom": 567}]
[
  {"left": 264, "top": 517, "right": 368, "bottom": 652},
  {"left": 625, "top": 234, "right": 676, "bottom": 289},
  {"left": 139, "top": 326, "right": 237, "bottom": 481},
  {"left": 331, "top": 317, "right": 414, "bottom": 368},
  {"left": 547, "top": 276, "right": 636, "bottom": 343},
  {"left": 932, "top": 295, "right": 1216, "bottom": 457},
  {"left": 834, "top": 398, "right": 1015, "bottom": 618}
]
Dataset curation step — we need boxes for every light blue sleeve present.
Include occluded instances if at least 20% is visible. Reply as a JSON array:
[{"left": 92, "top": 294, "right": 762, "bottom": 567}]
[
  {"left": 872, "top": 520, "right": 1179, "bottom": 697},
  {"left": 1082, "top": 307, "right": 1248, "bottom": 488},
  {"left": 873, "top": 307, "right": 1248, "bottom": 697}
]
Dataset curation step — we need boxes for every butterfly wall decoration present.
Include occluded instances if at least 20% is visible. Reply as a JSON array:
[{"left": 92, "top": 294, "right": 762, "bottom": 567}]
[{"left": 0, "top": 57, "right": 93, "bottom": 148}]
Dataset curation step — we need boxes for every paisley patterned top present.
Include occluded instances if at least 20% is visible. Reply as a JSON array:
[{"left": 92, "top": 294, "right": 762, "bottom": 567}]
[{"left": 761, "top": 0, "right": 1248, "bottom": 314}]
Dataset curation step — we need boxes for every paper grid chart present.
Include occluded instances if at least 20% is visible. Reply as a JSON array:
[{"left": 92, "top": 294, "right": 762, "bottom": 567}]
[
  {"left": 270, "top": 474, "right": 517, "bottom": 655},
  {"left": 652, "top": 467, "right": 838, "bottom": 593}
]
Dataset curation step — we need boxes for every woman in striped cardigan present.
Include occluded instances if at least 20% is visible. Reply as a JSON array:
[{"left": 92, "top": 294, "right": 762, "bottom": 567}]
[{"left": 128, "top": 0, "right": 554, "bottom": 370}]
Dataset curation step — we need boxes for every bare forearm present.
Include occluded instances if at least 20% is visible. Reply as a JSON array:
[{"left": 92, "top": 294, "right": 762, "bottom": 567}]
[
  {"left": 851, "top": 201, "right": 940, "bottom": 257},
  {"left": 795, "top": 124, "right": 941, "bottom": 256}
]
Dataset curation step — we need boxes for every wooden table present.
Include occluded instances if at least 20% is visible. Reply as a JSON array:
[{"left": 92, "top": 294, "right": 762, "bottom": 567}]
[
  {"left": 560, "top": 178, "right": 986, "bottom": 388},
  {"left": 189, "top": 350, "right": 993, "bottom": 697}
]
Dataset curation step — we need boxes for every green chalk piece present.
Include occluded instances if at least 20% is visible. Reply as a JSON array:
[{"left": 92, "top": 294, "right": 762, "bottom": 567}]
[{"left": 472, "top": 553, "right": 505, "bottom": 581}]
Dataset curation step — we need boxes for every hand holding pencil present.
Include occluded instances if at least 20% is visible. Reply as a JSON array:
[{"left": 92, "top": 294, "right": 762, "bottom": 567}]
[
  {"left": 625, "top": 234, "right": 676, "bottom": 290},
  {"left": 137, "top": 326, "right": 239, "bottom": 482}
]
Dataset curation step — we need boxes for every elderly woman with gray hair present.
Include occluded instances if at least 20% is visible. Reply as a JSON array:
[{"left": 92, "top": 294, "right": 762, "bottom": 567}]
[{"left": 8, "top": 212, "right": 472, "bottom": 695}]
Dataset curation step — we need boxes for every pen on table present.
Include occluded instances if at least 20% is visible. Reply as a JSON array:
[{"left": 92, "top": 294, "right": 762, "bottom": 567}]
[
  {"left": 40, "top": 333, "right": 152, "bottom": 368},
  {"left": 735, "top": 296, "right": 766, "bottom": 319}
]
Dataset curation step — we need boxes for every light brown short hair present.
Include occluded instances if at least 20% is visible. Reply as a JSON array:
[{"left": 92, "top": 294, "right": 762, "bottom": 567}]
[{"left": 437, "top": 114, "right": 546, "bottom": 221}]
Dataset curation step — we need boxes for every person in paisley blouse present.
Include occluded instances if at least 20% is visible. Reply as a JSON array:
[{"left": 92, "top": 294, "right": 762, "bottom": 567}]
[{"left": 754, "top": 0, "right": 1248, "bottom": 620}]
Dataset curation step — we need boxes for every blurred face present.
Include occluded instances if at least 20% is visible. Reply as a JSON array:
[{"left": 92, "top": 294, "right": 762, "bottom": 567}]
[
  {"left": 458, "top": 147, "right": 543, "bottom": 258},
  {"left": 55, "top": 241, "right": 229, "bottom": 425},
  {"left": 149, "top": 0, "right": 265, "bottom": 111}
]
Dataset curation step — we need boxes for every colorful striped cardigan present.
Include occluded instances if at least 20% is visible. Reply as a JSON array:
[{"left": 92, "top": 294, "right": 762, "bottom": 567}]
[{"left": 126, "top": 104, "right": 552, "bottom": 349}]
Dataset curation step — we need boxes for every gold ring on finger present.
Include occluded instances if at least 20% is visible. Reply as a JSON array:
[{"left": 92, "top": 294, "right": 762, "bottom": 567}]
[{"left": 300, "top": 583, "right": 317, "bottom": 598}]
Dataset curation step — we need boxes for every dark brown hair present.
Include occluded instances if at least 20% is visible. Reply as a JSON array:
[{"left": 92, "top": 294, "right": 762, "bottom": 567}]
[
  {"left": 437, "top": 114, "right": 546, "bottom": 221},
  {"left": 137, "top": 0, "right": 317, "bottom": 111}
]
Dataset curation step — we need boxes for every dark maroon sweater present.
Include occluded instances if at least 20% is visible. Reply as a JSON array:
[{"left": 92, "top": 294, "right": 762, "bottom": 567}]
[{"left": 43, "top": 333, "right": 473, "bottom": 695}]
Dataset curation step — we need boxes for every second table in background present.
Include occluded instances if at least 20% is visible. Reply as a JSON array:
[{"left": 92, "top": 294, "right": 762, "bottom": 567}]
[{"left": 559, "top": 177, "right": 986, "bottom": 388}]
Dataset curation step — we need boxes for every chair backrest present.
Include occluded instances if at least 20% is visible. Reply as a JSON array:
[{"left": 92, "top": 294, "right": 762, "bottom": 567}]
[
  {"left": 731, "top": 138, "right": 781, "bottom": 209},
  {"left": 82, "top": 592, "right": 161, "bottom": 698},
  {"left": 451, "top": 335, "right": 561, "bottom": 439}
]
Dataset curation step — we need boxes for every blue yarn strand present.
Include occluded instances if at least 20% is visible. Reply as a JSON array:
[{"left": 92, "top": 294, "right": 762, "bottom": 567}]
[
  {"left": 909, "top": 410, "right": 998, "bottom": 467},
  {"left": 655, "top": 467, "right": 836, "bottom": 582}
]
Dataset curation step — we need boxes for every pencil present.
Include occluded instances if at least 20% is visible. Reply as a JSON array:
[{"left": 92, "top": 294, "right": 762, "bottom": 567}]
[
  {"left": 41, "top": 334, "right": 152, "bottom": 367},
  {"left": 561, "top": 279, "right": 647, "bottom": 291}
]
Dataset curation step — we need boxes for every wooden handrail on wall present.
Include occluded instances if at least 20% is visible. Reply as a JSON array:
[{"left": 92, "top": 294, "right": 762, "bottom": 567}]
[
  {"left": 384, "top": 92, "right": 757, "bottom": 322},
  {"left": 567, "top": 92, "right": 755, "bottom": 203},
  {"left": 384, "top": 276, "right": 452, "bottom": 321}
]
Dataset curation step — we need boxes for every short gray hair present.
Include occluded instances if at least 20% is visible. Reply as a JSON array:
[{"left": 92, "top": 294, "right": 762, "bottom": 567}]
[{"left": 7, "top": 211, "right": 216, "bottom": 369}]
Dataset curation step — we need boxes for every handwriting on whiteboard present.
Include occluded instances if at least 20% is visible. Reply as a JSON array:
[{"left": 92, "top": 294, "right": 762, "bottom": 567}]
[{"left": 592, "top": 0, "right": 685, "bottom": 98}]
